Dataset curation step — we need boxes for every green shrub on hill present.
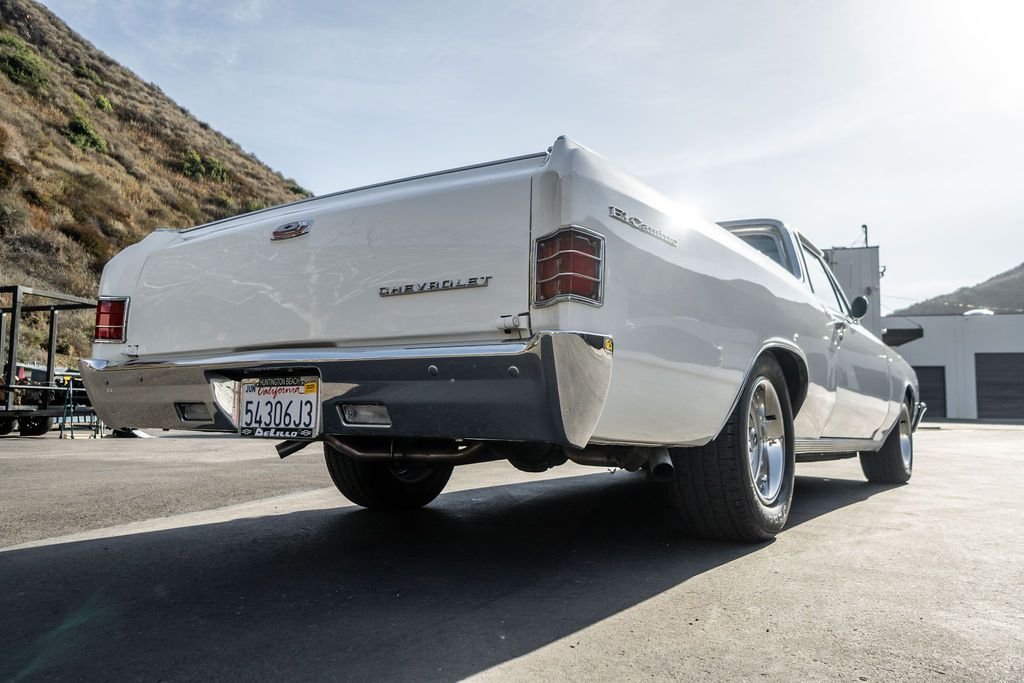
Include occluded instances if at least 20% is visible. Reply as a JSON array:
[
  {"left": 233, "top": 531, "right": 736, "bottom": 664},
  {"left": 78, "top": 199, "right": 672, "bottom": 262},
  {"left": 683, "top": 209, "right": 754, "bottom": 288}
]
[
  {"left": 0, "top": 31, "right": 24, "bottom": 49},
  {"left": 95, "top": 94, "right": 113, "bottom": 112},
  {"left": 181, "top": 147, "right": 205, "bottom": 179},
  {"left": 0, "top": 30, "right": 49, "bottom": 94},
  {"left": 180, "top": 148, "right": 230, "bottom": 182},
  {"left": 206, "top": 155, "right": 228, "bottom": 182},
  {"left": 72, "top": 63, "right": 102, "bottom": 85},
  {"left": 211, "top": 190, "right": 234, "bottom": 209},
  {"left": 64, "top": 115, "right": 107, "bottom": 152}
]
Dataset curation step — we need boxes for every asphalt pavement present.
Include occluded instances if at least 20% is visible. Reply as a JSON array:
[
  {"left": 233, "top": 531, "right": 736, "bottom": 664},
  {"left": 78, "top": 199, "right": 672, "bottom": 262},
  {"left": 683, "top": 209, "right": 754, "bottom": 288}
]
[{"left": 1, "top": 425, "right": 1021, "bottom": 681}]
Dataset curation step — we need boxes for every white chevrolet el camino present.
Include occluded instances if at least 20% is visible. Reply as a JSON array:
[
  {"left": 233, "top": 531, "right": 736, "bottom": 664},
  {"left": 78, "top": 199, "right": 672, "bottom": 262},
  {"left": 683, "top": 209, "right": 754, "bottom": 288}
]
[{"left": 82, "top": 137, "right": 925, "bottom": 542}]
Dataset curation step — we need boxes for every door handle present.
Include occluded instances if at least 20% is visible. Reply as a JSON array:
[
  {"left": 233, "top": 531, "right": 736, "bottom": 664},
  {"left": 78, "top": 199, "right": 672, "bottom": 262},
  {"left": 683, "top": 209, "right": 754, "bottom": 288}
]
[{"left": 831, "top": 319, "right": 847, "bottom": 346}]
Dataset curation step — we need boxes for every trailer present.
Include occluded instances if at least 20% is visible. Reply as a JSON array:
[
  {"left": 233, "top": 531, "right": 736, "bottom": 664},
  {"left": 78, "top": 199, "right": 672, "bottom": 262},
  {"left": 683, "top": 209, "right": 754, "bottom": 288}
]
[{"left": 1, "top": 285, "right": 99, "bottom": 437}]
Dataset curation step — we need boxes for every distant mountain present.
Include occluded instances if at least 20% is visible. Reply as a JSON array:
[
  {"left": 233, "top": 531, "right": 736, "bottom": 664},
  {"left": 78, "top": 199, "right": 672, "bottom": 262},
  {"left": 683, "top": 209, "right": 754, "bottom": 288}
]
[
  {"left": 0, "top": 0, "right": 310, "bottom": 361},
  {"left": 895, "top": 262, "right": 1024, "bottom": 316}
]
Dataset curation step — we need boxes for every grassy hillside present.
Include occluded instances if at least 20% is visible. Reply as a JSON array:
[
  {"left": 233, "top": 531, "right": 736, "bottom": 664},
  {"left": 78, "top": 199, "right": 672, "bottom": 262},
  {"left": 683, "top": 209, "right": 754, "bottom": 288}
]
[
  {"left": 895, "top": 262, "right": 1024, "bottom": 316},
  {"left": 0, "top": 0, "right": 309, "bottom": 363}
]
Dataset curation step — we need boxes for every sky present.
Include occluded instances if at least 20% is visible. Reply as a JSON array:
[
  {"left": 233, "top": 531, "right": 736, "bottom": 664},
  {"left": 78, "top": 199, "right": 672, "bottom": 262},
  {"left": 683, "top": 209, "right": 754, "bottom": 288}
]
[{"left": 40, "top": 0, "right": 1024, "bottom": 313}]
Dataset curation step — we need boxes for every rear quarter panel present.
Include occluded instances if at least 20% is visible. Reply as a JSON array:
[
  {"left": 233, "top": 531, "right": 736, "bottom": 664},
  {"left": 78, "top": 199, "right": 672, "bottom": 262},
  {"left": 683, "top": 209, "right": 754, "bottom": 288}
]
[{"left": 531, "top": 139, "right": 838, "bottom": 446}]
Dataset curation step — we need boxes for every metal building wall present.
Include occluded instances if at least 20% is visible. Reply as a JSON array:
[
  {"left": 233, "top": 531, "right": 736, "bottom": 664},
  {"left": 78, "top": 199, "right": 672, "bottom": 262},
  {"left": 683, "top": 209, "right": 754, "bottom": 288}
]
[
  {"left": 825, "top": 246, "right": 882, "bottom": 336},
  {"left": 880, "top": 314, "right": 1024, "bottom": 419}
]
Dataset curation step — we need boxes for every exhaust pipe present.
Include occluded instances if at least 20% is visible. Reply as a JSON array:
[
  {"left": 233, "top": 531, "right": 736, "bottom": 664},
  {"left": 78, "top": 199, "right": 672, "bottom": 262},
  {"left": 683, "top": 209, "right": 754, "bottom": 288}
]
[
  {"left": 648, "top": 447, "right": 674, "bottom": 481},
  {"left": 322, "top": 435, "right": 498, "bottom": 464},
  {"left": 276, "top": 439, "right": 312, "bottom": 459}
]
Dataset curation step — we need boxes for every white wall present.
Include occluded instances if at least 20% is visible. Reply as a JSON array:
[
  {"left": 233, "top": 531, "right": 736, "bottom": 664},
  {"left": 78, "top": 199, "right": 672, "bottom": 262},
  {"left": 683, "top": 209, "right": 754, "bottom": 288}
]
[{"left": 882, "top": 314, "right": 1024, "bottom": 418}]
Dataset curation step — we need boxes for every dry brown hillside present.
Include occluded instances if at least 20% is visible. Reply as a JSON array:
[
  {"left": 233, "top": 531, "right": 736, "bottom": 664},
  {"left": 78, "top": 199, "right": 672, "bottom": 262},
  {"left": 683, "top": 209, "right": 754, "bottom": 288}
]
[{"left": 0, "top": 0, "right": 309, "bottom": 362}]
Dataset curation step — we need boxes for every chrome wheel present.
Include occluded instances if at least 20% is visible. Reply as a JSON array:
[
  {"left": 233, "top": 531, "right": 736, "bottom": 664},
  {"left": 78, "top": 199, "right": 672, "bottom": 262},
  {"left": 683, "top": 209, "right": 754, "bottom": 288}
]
[
  {"left": 898, "top": 404, "right": 912, "bottom": 470},
  {"left": 669, "top": 354, "right": 795, "bottom": 541},
  {"left": 746, "top": 376, "right": 786, "bottom": 505}
]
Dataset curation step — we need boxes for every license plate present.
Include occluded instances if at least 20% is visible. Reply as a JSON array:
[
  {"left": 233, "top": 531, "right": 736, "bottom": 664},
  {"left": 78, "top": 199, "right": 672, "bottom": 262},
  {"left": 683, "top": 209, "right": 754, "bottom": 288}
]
[{"left": 238, "top": 376, "right": 319, "bottom": 439}]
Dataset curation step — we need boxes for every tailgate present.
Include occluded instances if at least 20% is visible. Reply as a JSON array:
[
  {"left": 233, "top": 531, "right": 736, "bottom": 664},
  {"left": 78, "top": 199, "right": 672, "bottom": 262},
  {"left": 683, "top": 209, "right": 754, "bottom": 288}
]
[{"left": 127, "top": 155, "right": 543, "bottom": 357}]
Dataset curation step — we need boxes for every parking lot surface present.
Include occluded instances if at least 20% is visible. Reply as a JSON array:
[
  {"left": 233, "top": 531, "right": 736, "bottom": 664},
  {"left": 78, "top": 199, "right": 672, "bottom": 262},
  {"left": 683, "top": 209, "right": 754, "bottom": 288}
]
[{"left": 1, "top": 424, "right": 1022, "bottom": 681}]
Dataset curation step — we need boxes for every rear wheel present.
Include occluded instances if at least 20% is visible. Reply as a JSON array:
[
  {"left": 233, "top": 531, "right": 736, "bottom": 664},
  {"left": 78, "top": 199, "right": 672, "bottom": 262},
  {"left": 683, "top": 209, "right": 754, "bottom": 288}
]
[
  {"left": 859, "top": 402, "right": 913, "bottom": 483},
  {"left": 324, "top": 443, "right": 453, "bottom": 509},
  {"left": 18, "top": 416, "right": 53, "bottom": 437},
  {"left": 0, "top": 419, "right": 14, "bottom": 435},
  {"left": 669, "top": 355, "right": 796, "bottom": 542}
]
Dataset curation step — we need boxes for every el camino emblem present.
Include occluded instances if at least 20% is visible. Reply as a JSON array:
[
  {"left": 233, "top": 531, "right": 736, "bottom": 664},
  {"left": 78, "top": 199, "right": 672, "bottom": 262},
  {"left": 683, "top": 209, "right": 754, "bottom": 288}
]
[
  {"left": 271, "top": 219, "right": 313, "bottom": 241},
  {"left": 379, "top": 276, "right": 493, "bottom": 297},
  {"left": 608, "top": 206, "right": 678, "bottom": 247}
]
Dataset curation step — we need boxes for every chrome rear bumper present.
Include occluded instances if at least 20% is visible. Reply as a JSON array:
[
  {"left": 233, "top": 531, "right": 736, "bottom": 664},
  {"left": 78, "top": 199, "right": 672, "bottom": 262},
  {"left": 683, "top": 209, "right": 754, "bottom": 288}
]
[
  {"left": 80, "top": 331, "right": 613, "bottom": 448},
  {"left": 912, "top": 401, "right": 927, "bottom": 432}
]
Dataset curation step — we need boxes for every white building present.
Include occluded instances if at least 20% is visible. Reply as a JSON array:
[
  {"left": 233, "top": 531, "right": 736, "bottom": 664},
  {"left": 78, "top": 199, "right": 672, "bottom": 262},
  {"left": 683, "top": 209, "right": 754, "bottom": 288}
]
[
  {"left": 823, "top": 241, "right": 1023, "bottom": 421},
  {"left": 881, "top": 313, "right": 1024, "bottom": 420},
  {"left": 825, "top": 246, "right": 882, "bottom": 336}
]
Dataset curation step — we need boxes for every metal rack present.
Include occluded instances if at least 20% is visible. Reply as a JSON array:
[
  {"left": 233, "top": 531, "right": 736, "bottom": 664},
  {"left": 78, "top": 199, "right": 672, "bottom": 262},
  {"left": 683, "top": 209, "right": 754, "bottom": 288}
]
[{"left": 1, "top": 285, "right": 100, "bottom": 436}]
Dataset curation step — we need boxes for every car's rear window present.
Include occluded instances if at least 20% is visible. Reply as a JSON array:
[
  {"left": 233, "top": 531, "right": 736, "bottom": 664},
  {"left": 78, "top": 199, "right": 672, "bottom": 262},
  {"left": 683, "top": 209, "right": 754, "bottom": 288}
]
[{"left": 739, "top": 234, "right": 784, "bottom": 267}]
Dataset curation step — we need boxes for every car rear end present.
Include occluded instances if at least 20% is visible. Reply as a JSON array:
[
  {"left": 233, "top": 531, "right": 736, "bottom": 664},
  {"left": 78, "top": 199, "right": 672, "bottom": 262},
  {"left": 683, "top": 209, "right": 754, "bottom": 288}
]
[{"left": 81, "top": 145, "right": 614, "bottom": 448}]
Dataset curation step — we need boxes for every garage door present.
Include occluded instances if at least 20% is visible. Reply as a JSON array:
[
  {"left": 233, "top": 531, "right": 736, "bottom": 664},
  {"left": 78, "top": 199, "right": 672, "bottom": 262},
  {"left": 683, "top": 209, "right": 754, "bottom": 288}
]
[
  {"left": 975, "top": 353, "right": 1024, "bottom": 420},
  {"left": 913, "top": 366, "right": 946, "bottom": 418}
]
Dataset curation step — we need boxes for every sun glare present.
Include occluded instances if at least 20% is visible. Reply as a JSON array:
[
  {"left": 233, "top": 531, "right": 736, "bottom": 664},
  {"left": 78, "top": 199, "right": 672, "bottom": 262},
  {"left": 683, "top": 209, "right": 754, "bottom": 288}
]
[{"left": 908, "top": 0, "right": 1024, "bottom": 109}]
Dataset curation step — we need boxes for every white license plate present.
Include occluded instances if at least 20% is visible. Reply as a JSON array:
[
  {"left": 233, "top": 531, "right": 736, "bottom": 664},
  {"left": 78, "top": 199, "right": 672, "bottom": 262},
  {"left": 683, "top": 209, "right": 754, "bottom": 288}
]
[{"left": 238, "top": 376, "right": 319, "bottom": 439}]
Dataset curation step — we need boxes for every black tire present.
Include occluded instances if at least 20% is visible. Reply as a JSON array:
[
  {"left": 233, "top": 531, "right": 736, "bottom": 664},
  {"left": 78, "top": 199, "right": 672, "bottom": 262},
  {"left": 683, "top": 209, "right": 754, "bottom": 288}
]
[
  {"left": 669, "top": 355, "right": 796, "bottom": 542},
  {"left": 324, "top": 443, "right": 453, "bottom": 509},
  {"left": 18, "top": 416, "right": 54, "bottom": 437},
  {"left": 860, "top": 401, "right": 913, "bottom": 484},
  {"left": 0, "top": 419, "right": 14, "bottom": 436}
]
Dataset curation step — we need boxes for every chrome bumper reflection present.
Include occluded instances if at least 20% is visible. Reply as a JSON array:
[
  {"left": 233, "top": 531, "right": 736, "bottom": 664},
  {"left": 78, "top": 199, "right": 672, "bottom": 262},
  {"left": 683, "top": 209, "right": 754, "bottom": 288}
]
[
  {"left": 80, "top": 331, "right": 613, "bottom": 448},
  {"left": 912, "top": 401, "right": 927, "bottom": 432}
]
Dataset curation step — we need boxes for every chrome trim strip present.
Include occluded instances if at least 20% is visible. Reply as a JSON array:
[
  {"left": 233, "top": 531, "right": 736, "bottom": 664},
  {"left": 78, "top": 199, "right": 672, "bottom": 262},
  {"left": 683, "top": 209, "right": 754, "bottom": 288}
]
[
  {"left": 535, "top": 272, "right": 602, "bottom": 285},
  {"left": 794, "top": 437, "right": 882, "bottom": 454},
  {"left": 179, "top": 151, "right": 550, "bottom": 236},
  {"left": 718, "top": 220, "right": 802, "bottom": 280},
  {"left": 536, "top": 249, "right": 601, "bottom": 264},
  {"left": 796, "top": 452, "right": 859, "bottom": 463},
  {"left": 84, "top": 341, "right": 533, "bottom": 373}
]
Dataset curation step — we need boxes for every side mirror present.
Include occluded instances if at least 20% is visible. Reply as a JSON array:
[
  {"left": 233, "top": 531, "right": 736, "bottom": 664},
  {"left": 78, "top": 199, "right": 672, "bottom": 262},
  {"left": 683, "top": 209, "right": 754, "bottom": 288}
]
[{"left": 850, "top": 295, "right": 869, "bottom": 320}]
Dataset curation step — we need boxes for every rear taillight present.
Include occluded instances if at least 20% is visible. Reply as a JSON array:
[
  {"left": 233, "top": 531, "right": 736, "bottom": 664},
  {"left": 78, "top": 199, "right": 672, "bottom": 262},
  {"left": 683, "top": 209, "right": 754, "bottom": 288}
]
[
  {"left": 534, "top": 226, "right": 605, "bottom": 306},
  {"left": 94, "top": 297, "right": 129, "bottom": 343}
]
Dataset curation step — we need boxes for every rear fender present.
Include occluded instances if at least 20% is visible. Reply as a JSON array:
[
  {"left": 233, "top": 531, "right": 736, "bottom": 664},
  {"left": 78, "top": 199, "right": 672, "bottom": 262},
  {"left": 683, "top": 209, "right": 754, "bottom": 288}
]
[{"left": 711, "top": 339, "right": 809, "bottom": 442}]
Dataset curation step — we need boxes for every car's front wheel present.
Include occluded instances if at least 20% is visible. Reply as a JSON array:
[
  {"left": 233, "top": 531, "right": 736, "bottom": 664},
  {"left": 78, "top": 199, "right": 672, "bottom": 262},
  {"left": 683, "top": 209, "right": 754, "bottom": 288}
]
[
  {"left": 324, "top": 443, "right": 454, "bottom": 509},
  {"left": 859, "top": 401, "right": 913, "bottom": 484},
  {"left": 0, "top": 418, "right": 14, "bottom": 436},
  {"left": 669, "top": 355, "right": 796, "bottom": 542}
]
